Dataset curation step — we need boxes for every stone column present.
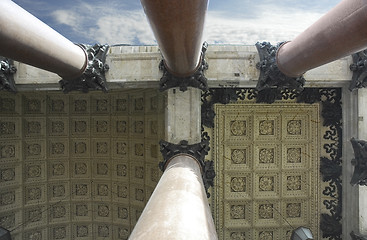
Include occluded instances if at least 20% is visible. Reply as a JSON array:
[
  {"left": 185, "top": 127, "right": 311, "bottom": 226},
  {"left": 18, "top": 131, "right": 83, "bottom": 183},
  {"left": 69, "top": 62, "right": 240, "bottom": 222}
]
[
  {"left": 129, "top": 87, "right": 218, "bottom": 239},
  {"left": 129, "top": 154, "right": 217, "bottom": 240},
  {"left": 140, "top": 0, "right": 208, "bottom": 76}
]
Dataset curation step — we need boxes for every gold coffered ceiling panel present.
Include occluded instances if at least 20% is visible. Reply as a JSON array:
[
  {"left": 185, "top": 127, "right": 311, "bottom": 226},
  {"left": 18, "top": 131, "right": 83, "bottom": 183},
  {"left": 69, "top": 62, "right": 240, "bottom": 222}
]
[
  {"left": 213, "top": 103, "right": 321, "bottom": 240},
  {"left": 0, "top": 89, "right": 165, "bottom": 240}
]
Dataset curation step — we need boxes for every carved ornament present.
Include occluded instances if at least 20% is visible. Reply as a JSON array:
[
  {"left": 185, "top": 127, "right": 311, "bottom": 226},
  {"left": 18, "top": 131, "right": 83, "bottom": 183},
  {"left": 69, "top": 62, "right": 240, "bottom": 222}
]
[
  {"left": 0, "top": 57, "right": 17, "bottom": 93},
  {"left": 159, "top": 42, "right": 209, "bottom": 92},
  {"left": 59, "top": 44, "right": 109, "bottom": 93},
  {"left": 349, "top": 49, "right": 367, "bottom": 91},
  {"left": 255, "top": 42, "right": 305, "bottom": 93},
  {"left": 350, "top": 138, "right": 367, "bottom": 186},
  {"left": 159, "top": 133, "right": 215, "bottom": 197}
]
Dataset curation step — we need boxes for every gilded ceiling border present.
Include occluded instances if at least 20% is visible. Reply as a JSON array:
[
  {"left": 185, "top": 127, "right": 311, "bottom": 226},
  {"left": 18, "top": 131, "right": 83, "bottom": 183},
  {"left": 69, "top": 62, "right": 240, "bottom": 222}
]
[{"left": 201, "top": 88, "right": 342, "bottom": 240}]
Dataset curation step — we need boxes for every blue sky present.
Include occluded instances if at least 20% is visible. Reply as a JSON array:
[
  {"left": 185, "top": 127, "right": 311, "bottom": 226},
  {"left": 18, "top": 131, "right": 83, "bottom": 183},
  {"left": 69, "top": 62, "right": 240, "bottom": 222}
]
[{"left": 12, "top": 0, "right": 341, "bottom": 46}]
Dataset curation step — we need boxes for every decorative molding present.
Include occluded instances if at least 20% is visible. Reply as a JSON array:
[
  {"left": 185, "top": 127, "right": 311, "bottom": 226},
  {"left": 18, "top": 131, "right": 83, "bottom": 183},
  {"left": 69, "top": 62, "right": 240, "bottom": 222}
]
[
  {"left": 159, "top": 132, "right": 215, "bottom": 197},
  {"left": 59, "top": 44, "right": 109, "bottom": 93},
  {"left": 159, "top": 42, "right": 209, "bottom": 92},
  {"left": 351, "top": 231, "right": 367, "bottom": 240},
  {"left": 0, "top": 57, "right": 17, "bottom": 92},
  {"left": 255, "top": 42, "right": 305, "bottom": 92},
  {"left": 202, "top": 87, "right": 343, "bottom": 240},
  {"left": 201, "top": 88, "right": 306, "bottom": 128},
  {"left": 202, "top": 88, "right": 342, "bottom": 127},
  {"left": 349, "top": 49, "right": 367, "bottom": 91},
  {"left": 320, "top": 157, "right": 342, "bottom": 182},
  {"left": 201, "top": 88, "right": 241, "bottom": 128},
  {"left": 350, "top": 138, "right": 367, "bottom": 186}
]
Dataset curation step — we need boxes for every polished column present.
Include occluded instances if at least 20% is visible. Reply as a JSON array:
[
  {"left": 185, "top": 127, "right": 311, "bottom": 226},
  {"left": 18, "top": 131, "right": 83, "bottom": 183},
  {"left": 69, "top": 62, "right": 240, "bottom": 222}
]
[
  {"left": 130, "top": 87, "right": 217, "bottom": 239},
  {"left": 0, "top": 0, "right": 87, "bottom": 79},
  {"left": 276, "top": 0, "right": 367, "bottom": 77},
  {"left": 140, "top": 0, "right": 208, "bottom": 77},
  {"left": 129, "top": 154, "right": 217, "bottom": 240}
]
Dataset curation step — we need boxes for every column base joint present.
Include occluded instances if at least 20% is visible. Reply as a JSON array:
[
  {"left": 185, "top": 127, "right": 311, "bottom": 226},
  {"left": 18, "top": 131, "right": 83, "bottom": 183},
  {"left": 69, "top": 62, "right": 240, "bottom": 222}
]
[
  {"left": 159, "top": 134, "right": 215, "bottom": 197},
  {"left": 255, "top": 41, "right": 305, "bottom": 92},
  {"left": 59, "top": 44, "right": 109, "bottom": 93},
  {"left": 159, "top": 42, "right": 209, "bottom": 92}
]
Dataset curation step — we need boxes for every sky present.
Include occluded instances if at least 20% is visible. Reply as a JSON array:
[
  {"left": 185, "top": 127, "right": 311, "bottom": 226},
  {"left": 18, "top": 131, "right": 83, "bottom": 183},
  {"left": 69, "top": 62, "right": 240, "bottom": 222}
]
[{"left": 12, "top": 0, "right": 341, "bottom": 46}]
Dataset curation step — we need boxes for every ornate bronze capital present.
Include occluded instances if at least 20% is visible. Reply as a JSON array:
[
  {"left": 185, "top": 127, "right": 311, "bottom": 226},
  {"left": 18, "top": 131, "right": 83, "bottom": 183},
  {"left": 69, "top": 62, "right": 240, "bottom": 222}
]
[
  {"left": 350, "top": 138, "right": 367, "bottom": 186},
  {"left": 0, "top": 57, "right": 17, "bottom": 93},
  {"left": 349, "top": 49, "right": 367, "bottom": 91},
  {"left": 159, "top": 133, "right": 215, "bottom": 197},
  {"left": 59, "top": 44, "right": 109, "bottom": 93},
  {"left": 159, "top": 42, "right": 208, "bottom": 92},
  {"left": 255, "top": 42, "right": 305, "bottom": 92}
]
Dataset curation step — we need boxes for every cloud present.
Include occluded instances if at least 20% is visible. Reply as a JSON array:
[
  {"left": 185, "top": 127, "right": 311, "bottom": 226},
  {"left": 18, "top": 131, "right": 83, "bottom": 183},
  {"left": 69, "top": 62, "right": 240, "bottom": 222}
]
[
  {"left": 51, "top": 2, "right": 155, "bottom": 45},
  {"left": 204, "top": 5, "right": 325, "bottom": 45},
  {"left": 53, "top": 10, "right": 79, "bottom": 27},
  {"left": 51, "top": 1, "right": 327, "bottom": 46},
  {"left": 93, "top": 11, "right": 156, "bottom": 45}
]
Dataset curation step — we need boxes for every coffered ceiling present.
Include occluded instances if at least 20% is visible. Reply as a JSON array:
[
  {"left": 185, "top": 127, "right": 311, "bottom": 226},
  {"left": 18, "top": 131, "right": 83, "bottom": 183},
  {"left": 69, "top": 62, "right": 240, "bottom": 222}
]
[{"left": 0, "top": 89, "right": 165, "bottom": 240}]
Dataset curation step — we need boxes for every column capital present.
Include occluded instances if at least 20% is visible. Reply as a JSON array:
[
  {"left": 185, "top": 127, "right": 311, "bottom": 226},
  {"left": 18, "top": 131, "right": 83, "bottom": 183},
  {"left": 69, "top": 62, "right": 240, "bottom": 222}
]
[
  {"left": 350, "top": 138, "right": 367, "bottom": 186},
  {"left": 350, "top": 49, "right": 367, "bottom": 91},
  {"left": 159, "top": 42, "right": 208, "bottom": 92},
  {"left": 59, "top": 44, "right": 109, "bottom": 93},
  {"left": 255, "top": 41, "right": 305, "bottom": 92},
  {"left": 159, "top": 133, "right": 215, "bottom": 197}
]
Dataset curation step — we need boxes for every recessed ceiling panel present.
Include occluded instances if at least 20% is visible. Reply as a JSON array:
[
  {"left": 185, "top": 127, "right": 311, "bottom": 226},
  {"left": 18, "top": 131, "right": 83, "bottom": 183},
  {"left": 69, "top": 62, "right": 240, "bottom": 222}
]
[{"left": 213, "top": 103, "right": 321, "bottom": 240}]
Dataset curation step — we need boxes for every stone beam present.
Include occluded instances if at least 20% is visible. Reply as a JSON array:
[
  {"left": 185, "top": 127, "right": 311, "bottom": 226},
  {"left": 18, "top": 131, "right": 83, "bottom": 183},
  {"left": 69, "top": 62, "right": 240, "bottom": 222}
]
[
  {"left": 11, "top": 45, "right": 353, "bottom": 90},
  {"left": 342, "top": 88, "right": 360, "bottom": 238},
  {"left": 358, "top": 88, "right": 367, "bottom": 235},
  {"left": 165, "top": 88, "right": 201, "bottom": 144}
]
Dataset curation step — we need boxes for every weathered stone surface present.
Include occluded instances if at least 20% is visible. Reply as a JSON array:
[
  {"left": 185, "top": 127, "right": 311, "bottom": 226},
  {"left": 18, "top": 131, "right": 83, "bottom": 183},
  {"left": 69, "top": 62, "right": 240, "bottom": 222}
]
[{"left": 13, "top": 45, "right": 352, "bottom": 90}]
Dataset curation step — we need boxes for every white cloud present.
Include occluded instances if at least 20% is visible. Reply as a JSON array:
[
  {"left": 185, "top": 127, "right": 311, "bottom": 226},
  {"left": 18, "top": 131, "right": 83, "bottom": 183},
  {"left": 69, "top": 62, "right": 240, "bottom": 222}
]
[
  {"left": 53, "top": 10, "right": 79, "bottom": 27},
  {"left": 93, "top": 11, "right": 156, "bottom": 45},
  {"left": 204, "top": 5, "right": 325, "bottom": 45},
  {"left": 51, "top": 1, "right": 326, "bottom": 46},
  {"left": 51, "top": 2, "right": 155, "bottom": 45}
]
